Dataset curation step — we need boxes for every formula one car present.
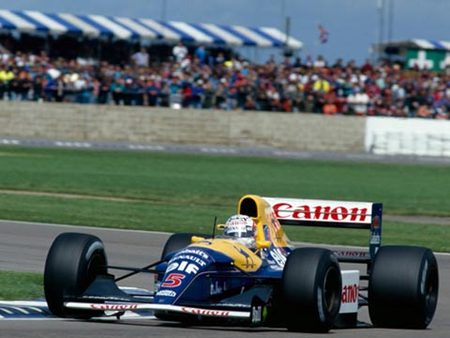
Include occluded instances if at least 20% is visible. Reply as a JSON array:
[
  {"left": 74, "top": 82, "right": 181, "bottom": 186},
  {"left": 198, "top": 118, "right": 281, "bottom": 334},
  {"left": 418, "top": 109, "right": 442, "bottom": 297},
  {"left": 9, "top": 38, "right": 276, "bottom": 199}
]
[{"left": 44, "top": 195, "right": 439, "bottom": 332}]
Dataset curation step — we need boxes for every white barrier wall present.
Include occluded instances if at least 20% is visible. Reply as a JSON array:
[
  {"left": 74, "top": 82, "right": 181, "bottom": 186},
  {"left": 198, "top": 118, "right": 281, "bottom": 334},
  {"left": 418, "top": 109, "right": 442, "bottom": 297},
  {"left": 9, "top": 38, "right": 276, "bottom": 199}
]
[
  {"left": 365, "top": 117, "right": 450, "bottom": 157},
  {"left": 0, "top": 102, "right": 366, "bottom": 153},
  {"left": 2, "top": 102, "right": 449, "bottom": 157}
]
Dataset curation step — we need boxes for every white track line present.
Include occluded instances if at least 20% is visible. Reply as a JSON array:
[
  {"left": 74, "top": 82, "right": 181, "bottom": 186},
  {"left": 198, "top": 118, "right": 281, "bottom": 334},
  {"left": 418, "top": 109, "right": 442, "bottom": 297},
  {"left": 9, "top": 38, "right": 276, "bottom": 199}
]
[
  {"left": 1, "top": 315, "right": 156, "bottom": 321},
  {"left": 0, "top": 308, "right": 13, "bottom": 315},
  {"left": 8, "top": 306, "right": 29, "bottom": 314},
  {"left": 0, "top": 300, "right": 156, "bottom": 321},
  {"left": 0, "top": 301, "right": 46, "bottom": 306},
  {"left": 1, "top": 318, "right": 63, "bottom": 321},
  {"left": 25, "top": 306, "right": 44, "bottom": 313}
]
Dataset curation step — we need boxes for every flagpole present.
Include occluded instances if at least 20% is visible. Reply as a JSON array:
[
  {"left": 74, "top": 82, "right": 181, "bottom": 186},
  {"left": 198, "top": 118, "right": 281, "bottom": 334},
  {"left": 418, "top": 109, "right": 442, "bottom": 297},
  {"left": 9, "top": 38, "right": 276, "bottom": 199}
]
[
  {"left": 387, "top": 0, "right": 394, "bottom": 43},
  {"left": 281, "top": 0, "right": 293, "bottom": 57},
  {"left": 377, "top": 0, "right": 385, "bottom": 61}
]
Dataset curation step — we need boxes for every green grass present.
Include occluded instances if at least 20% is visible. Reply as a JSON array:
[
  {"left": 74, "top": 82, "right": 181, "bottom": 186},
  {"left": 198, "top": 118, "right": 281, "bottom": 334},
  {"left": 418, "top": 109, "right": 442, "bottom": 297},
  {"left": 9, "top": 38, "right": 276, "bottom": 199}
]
[
  {"left": 0, "top": 271, "right": 43, "bottom": 300},
  {"left": 0, "top": 146, "right": 449, "bottom": 252},
  {"left": 0, "top": 193, "right": 231, "bottom": 233},
  {"left": 1, "top": 146, "right": 449, "bottom": 216}
]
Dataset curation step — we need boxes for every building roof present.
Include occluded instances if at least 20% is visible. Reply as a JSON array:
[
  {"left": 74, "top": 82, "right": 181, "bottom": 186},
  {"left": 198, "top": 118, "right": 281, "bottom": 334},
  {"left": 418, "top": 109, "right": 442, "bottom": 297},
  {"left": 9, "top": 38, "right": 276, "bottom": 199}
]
[{"left": 377, "top": 39, "right": 450, "bottom": 51}]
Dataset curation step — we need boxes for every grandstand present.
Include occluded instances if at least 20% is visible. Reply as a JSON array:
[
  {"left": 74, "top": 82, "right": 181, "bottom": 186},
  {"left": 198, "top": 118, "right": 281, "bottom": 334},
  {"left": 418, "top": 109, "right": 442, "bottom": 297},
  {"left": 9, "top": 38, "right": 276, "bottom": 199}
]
[{"left": 0, "top": 9, "right": 449, "bottom": 120}]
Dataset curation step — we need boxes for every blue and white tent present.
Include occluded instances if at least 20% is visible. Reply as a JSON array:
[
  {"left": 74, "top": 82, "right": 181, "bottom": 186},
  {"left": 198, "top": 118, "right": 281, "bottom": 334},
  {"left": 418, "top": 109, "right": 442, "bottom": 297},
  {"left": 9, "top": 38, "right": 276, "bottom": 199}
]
[
  {"left": 0, "top": 9, "right": 303, "bottom": 49},
  {"left": 377, "top": 39, "right": 450, "bottom": 51}
]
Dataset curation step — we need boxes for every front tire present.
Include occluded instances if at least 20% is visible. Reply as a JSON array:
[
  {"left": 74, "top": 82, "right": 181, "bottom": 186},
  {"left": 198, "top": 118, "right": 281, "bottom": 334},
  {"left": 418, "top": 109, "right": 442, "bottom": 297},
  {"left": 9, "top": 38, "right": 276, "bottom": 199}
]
[
  {"left": 160, "top": 233, "right": 205, "bottom": 260},
  {"left": 368, "top": 245, "right": 439, "bottom": 329},
  {"left": 281, "top": 248, "right": 342, "bottom": 332},
  {"left": 44, "top": 232, "right": 108, "bottom": 318}
]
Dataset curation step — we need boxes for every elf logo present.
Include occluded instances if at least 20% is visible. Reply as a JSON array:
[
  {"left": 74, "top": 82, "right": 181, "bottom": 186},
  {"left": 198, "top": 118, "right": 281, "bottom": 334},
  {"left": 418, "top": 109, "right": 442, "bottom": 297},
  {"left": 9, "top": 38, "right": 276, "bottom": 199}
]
[{"left": 166, "top": 260, "right": 200, "bottom": 275}]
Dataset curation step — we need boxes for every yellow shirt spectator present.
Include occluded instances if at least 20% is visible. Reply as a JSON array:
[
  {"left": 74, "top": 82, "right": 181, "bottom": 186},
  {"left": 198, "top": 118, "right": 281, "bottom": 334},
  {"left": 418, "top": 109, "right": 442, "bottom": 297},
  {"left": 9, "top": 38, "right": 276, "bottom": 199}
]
[
  {"left": 313, "top": 78, "right": 330, "bottom": 93},
  {"left": 0, "top": 69, "right": 15, "bottom": 83}
]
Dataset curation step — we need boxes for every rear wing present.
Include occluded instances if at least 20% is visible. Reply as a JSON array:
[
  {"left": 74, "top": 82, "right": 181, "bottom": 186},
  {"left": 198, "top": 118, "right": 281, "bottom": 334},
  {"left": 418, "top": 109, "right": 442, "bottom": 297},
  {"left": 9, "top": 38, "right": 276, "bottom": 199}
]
[{"left": 263, "top": 197, "right": 382, "bottom": 258}]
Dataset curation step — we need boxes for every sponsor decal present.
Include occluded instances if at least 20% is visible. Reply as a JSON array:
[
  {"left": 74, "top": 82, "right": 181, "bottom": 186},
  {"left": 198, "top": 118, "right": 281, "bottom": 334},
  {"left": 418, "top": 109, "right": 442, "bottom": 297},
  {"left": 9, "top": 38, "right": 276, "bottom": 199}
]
[
  {"left": 335, "top": 251, "right": 368, "bottom": 258},
  {"left": 171, "top": 254, "right": 207, "bottom": 267},
  {"left": 340, "top": 270, "right": 359, "bottom": 313},
  {"left": 156, "top": 290, "right": 177, "bottom": 297},
  {"left": 166, "top": 260, "right": 200, "bottom": 275},
  {"left": 177, "top": 248, "right": 209, "bottom": 260},
  {"left": 370, "top": 234, "right": 381, "bottom": 245},
  {"left": 233, "top": 245, "right": 256, "bottom": 269},
  {"left": 210, "top": 280, "right": 227, "bottom": 296},
  {"left": 269, "top": 247, "right": 287, "bottom": 267},
  {"left": 273, "top": 203, "right": 368, "bottom": 222},
  {"left": 90, "top": 303, "right": 138, "bottom": 311},
  {"left": 226, "top": 223, "right": 242, "bottom": 230},
  {"left": 161, "top": 273, "right": 186, "bottom": 288},
  {"left": 341, "top": 284, "right": 358, "bottom": 304},
  {"left": 181, "top": 307, "right": 230, "bottom": 317}
]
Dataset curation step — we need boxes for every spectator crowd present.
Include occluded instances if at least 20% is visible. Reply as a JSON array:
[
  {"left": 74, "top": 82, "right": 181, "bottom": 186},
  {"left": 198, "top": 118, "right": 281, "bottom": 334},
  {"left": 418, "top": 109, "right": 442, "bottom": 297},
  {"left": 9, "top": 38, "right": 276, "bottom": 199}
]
[{"left": 1, "top": 45, "right": 450, "bottom": 119}]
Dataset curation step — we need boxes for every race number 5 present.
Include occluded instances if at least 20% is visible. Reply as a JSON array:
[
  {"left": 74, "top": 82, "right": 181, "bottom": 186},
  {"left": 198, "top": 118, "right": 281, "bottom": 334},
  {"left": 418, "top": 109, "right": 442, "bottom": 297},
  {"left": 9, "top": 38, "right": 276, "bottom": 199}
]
[{"left": 161, "top": 273, "right": 185, "bottom": 288}]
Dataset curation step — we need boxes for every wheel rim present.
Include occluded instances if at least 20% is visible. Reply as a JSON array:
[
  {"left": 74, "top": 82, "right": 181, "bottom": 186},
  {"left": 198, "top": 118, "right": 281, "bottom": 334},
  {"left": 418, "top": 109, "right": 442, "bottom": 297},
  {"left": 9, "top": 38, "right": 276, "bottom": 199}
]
[
  {"left": 323, "top": 266, "right": 341, "bottom": 313},
  {"left": 424, "top": 264, "right": 438, "bottom": 322},
  {"left": 84, "top": 251, "right": 106, "bottom": 288}
]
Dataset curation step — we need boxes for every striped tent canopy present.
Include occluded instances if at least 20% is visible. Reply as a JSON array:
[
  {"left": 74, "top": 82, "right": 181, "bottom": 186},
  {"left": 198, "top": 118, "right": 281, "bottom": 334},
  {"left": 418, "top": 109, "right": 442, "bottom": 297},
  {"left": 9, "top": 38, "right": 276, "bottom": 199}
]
[
  {"left": 378, "top": 39, "right": 450, "bottom": 51},
  {"left": 0, "top": 9, "right": 303, "bottom": 49}
]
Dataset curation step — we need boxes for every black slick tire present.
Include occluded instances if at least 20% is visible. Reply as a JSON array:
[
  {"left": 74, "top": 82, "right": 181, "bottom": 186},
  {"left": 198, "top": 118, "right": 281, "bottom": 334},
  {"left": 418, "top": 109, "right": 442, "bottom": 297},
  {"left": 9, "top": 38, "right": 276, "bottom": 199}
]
[
  {"left": 160, "top": 233, "right": 205, "bottom": 260},
  {"left": 368, "top": 245, "right": 439, "bottom": 329},
  {"left": 281, "top": 248, "right": 342, "bottom": 332},
  {"left": 44, "top": 232, "right": 108, "bottom": 318}
]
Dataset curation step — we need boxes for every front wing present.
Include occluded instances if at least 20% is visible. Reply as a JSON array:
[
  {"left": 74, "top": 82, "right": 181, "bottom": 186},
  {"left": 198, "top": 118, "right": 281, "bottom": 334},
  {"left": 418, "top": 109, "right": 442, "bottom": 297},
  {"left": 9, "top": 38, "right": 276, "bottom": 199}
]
[
  {"left": 64, "top": 274, "right": 256, "bottom": 320},
  {"left": 65, "top": 302, "right": 251, "bottom": 319}
]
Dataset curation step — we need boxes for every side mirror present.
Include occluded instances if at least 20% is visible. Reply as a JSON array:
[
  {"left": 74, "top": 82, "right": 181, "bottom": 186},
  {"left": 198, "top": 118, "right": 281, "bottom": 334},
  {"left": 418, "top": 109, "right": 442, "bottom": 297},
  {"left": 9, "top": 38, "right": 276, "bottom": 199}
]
[{"left": 256, "top": 240, "right": 271, "bottom": 249}]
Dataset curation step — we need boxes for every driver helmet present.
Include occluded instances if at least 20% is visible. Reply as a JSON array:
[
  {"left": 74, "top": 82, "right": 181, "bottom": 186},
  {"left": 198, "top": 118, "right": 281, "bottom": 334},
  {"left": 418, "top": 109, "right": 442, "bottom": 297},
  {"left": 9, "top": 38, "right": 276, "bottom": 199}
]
[{"left": 223, "top": 214, "right": 256, "bottom": 249}]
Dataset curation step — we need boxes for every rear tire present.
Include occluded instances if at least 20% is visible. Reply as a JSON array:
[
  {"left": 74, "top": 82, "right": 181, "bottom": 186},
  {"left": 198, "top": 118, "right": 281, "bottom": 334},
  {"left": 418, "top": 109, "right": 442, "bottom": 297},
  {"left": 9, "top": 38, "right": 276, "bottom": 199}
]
[
  {"left": 281, "top": 248, "right": 342, "bottom": 332},
  {"left": 44, "top": 232, "right": 108, "bottom": 318},
  {"left": 368, "top": 245, "right": 439, "bottom": 329}
]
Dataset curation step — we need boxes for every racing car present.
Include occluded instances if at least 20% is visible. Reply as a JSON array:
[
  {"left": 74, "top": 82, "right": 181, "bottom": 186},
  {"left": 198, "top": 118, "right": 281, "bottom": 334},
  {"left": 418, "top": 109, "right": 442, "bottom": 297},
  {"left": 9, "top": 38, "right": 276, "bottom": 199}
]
[{"left": 43, "top": 195, "right": 439, "bottom": 332}]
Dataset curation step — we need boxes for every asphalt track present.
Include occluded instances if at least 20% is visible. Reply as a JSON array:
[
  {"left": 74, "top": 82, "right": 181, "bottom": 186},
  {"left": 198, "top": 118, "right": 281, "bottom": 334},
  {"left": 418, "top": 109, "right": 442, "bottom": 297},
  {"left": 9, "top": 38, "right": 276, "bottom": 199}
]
[{"left": 0, "top": 220, "right": 449, "bottom": 338}]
